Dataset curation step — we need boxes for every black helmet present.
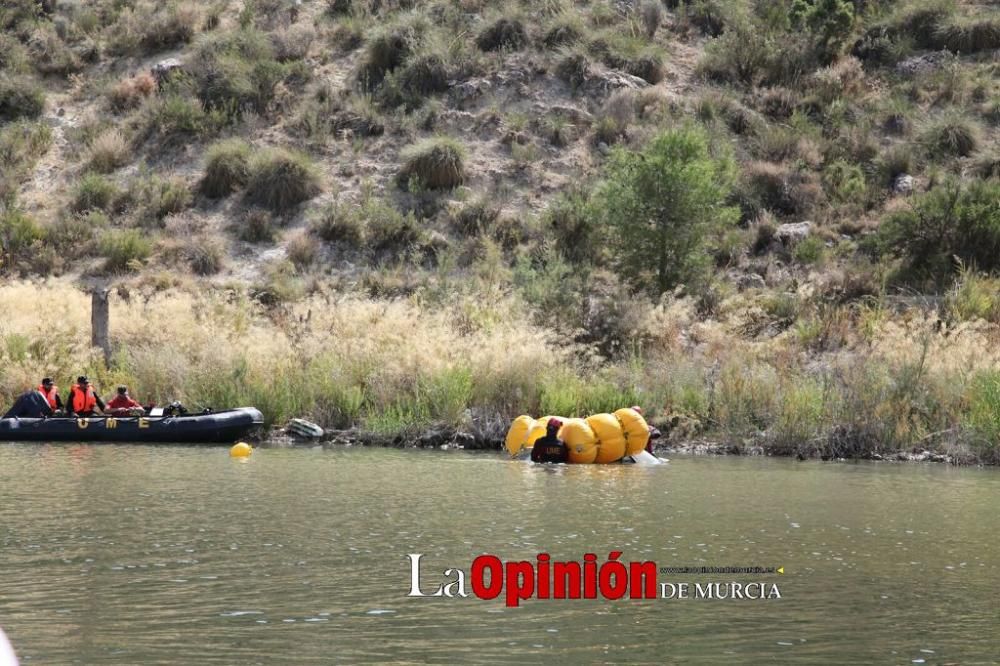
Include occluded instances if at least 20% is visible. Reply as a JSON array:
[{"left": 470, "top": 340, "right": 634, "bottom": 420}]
[
  {"left": 41, "top": 377, "right": 53, "bottom": 386},
  {"left": 77, "top": 375, "right": 89, "bottom": 384},
  {"left": 117, "top": 385, "right": 128, "bottom": 395}
]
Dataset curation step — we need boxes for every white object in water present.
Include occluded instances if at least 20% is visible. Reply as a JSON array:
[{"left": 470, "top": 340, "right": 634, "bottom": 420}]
[
  {"left": 629, "top": 450, "right": 666, "bottom": 465},
  {"left": 0, "top": 627, "right": 18, "bottom": 666}
]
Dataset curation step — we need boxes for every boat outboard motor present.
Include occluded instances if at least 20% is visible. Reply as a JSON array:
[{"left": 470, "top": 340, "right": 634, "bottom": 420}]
[
  {"left": 162, "top": 401, "right": 188, "bottom": 417},
  {"left": 2, "top": 390, "right": 53, "bottom": 419}
]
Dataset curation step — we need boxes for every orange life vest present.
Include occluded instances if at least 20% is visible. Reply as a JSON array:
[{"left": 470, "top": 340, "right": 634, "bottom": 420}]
[
  {"left": 71, "top": 384, "right": 97, "bottom": 413},
  {"left": 38, "top": 384, "right": 59, "bottom": 409}
]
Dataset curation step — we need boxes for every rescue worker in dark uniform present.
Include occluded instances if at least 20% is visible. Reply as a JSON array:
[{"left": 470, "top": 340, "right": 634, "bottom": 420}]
[
  {"left": 531, "top": 417, "right": 568, "bottom": 464},
  {"left": 3, "top": 388, "right": 53, "bottom": 419}
]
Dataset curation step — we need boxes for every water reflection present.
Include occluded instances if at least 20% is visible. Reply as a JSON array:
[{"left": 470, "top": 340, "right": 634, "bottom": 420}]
[{"left": 0, "top": 445, "right": 998, "bottom": 663}]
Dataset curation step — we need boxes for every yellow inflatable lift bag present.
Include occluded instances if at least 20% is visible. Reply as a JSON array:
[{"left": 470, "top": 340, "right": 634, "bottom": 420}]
[
  {"left": 559, "top": 418, "right": 599, "bottom": 464},
  {"left": 615, "top": 407, "right": 650, "bottom": 455},
  {"left": 504, "top": 415, "right": 536, "bottom": 456},
  {"left": 586, "top": 413, "right": 627, "bottom": 463}
]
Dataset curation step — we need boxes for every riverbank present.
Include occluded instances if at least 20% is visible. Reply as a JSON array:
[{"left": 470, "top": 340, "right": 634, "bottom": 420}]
[
  {"left": 3, "top": 281, "right": 1000, "bottom": 466},
  {"left": 269, "top": 423, "right": 990, "bottom": 466}
]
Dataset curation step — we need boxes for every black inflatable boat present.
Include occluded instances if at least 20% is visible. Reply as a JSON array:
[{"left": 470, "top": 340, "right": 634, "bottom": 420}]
[{"left": 0, "top": 407, "right": 264, "bottom": 444}]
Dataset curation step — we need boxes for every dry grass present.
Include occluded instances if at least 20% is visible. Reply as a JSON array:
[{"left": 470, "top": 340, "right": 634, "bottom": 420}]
[
  {"left": 245, "top": 148, "right": 322, "bottom": 212},
  {"left": 86, "top": 129, "right": 129, "bottom": 174},
  {"left": 109, "top": 73, "right": 157, "bottom": 113},
  {"left": 398, "top": 137, "right": 466, "bottom": 190}
]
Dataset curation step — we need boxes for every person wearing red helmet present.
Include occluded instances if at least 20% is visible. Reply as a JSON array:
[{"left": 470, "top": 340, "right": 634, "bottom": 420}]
[{"left": 531, "top": 417, "right": 568, "bottom": 463}]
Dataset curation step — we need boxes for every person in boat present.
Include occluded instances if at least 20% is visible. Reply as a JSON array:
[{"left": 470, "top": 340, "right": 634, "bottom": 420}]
[
  {"left": 631, "top": 406, "right": 662, "bottom": 454},
  {"left": 2, "top": 388, "right": 54, "bottom": 419},
  {"left": 531, "top": 417, "right": 568, "bottom": 464},
  {"left": 66, "top": 376, "right": 105, "bottom": 417},
  {"left": 38, "top": 377, "right": 63, "bottom": 414},
  {"left": 105, "top": 385, "right": 145, "bottom": 416}
]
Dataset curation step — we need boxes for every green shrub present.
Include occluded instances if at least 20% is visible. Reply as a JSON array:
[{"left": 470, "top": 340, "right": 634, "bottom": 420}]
[
  {"left": 0, "top": 208, "right": 45, "bottom": 269},
  {"left": 555, "top": 50, "right": 589, "bottom": 89},
  {"left": 100, "top": 229, "right": 152, "bottom": 273},
  {"left": 966, "top": 370, "right": 1000, "bottom": 464},
  {"left": 544, "top": 189, "right": 597, "bottom": 263},
  {"left": 592, "top": 127, "right": 739, "bottom": 293},
  {"left": 789, "top": 0, "right": 855, "bottom": 60},
  {"left": 246, "top": 148, "right": 322, "bottom": 212},
  {"left": 793, "top": 236, "right": 825, "bottom": 264},
  {"left": 187, "top": 239, "right": 224, "bottom": 275},
  {"left": 129, "top": 174, "right": 192, "bottom": 225},
  {"left": 877, "top": 179, "right": 1000, "bottom": 285},
  {"left": 357, "top": 29, "right": 411, "bottom": 91},
  {"left": 254, "top": 259, "right": 305, "bottom": 305},
  {"left": 327, "top": 0, "right": 352, "bottom": 15},
  {"left": 476, "top": 18, "right": 527, "bottom": 52},
  {"left": 398, "top": 137, "right": 466, "bottom": 190},
  {"left": 933, "top": 18, "right": 1000, "bottom": 54},
  {"left": 543, "top": 21, "right": 581, "bottom": 49},
  {"left": 27, "top": 25, "right": 85, "bottom": 76},
  {"left": 895, "top": 2, "right": 955, "bottom": 48},
  {"left": 0, "top": 76, "right": 45, "bottom": 121},
  {"left": 743, "top": 161, "right": 823, "bottom": 217},
  {"left": 713, "top": 360, "right": 778, "bottom": 438},
  {"left": 0, "top": 32, "right": 29, "bottom": 74},
  {"left": 0, "top": 121, "right": 52, "bottom": 192},
  {"left": 699, "top": 24, "right": 772, "bottom": 86},
  {"left": 875, "top": 144, "right": 915, "bottom": 186},
  {"left": 595, "top": 34, "right": 665, "bottom": 84},
  {"left": 946, "top": 267, "right": 1000, "bottom": 324},
  {"left": 452, "top": 197, "right": 500, "bottom": 235},
  {"left": 71, "top": 173, "right": 121, "bottom": 213},
  {"left": 365, "top": 202, "right": 421, "bottom": 256},
  {"left": 238, "top": 208, "right": 276, "bottom": 243},
  {"left": 190, "top": 29, "right": 285, "bottom": 116},
  {"left": 311, "top": 202, "right": 364, "bottom": 247},
  {"left": 920, "top": 115, "right": 980, "bottom": 159},
  {"left": 972, "top": 152, "right": 999, "bottom": 181},
  {"left": 771, "top": 380, "right": 828, "bottom": 454},
  {"left": 110, "top": 2, "right": 198, "bottom": 54},
  {"left": 396, "top": 53, "right": 450, "bottom": 98},
  {"left": 47, "top": 211, "right": 107, "bottom": 257},
  {"left": 148, "top": 94, "right": 216, "bottom": 139},
  {"left": 822, "top": 160, "right": 866, "bottom": 204},
  {"left": 201, "top": 138, "right": 252, "bottom": 197}
]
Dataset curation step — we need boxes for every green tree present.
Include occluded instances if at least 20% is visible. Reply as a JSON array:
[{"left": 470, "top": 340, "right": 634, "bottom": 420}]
[{"left": 592, "top": 127, "right": 738, "bottom": 294}]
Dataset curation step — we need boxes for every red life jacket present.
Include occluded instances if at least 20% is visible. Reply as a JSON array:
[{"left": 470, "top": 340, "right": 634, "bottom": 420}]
[
  {"left": 38, "top": 384, "right": 59, "bottom": 409},
  {"left": 71, "top": 384, "right": 97, "bottom": 413}
]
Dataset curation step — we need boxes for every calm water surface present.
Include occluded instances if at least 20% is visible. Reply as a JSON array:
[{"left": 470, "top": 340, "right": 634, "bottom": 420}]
[{"left": 0, "top": 444, "right": 998, "bottom": 664}]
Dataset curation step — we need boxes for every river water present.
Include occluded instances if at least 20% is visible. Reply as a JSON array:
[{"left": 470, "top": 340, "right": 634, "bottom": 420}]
[{"left": 0, "top": 444, "right": 997, "bottom": 664}]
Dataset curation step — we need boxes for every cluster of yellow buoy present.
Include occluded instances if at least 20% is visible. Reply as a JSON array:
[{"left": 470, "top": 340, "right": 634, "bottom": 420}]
[{"left": 505, "top": 408, "right": 650, "bottom": 464}]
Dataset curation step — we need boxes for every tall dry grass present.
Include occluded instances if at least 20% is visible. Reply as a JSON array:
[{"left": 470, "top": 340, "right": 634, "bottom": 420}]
[{"left": 1, "top": 280, "right": 999, "bottom": 462}]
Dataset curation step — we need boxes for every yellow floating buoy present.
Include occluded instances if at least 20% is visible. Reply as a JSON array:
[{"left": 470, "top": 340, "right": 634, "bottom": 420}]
[{"left": 230, "top": 442, "right": 253, "bottom": 458}]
